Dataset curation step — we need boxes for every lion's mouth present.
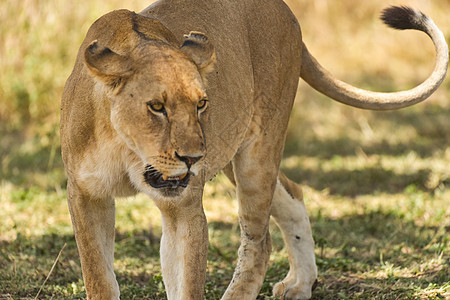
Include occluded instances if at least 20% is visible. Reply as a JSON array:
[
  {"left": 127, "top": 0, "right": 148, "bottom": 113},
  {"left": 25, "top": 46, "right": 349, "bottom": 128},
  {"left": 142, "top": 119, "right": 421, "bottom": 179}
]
[{"left": 144, "top": 165, "right": 191, "bottom": 189}]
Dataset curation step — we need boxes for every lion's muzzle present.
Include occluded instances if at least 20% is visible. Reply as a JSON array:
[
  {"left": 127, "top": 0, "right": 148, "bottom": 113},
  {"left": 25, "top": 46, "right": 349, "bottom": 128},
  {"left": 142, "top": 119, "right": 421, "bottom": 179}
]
[{"left": 144, "top": 165, "right": 191, "bottom": 189}]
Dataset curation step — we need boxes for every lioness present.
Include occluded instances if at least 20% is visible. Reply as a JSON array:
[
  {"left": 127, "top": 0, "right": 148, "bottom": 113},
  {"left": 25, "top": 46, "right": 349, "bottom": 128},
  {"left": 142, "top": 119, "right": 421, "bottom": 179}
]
[{"left": 61, "top": 0, "right": 448, "bottom": 299}]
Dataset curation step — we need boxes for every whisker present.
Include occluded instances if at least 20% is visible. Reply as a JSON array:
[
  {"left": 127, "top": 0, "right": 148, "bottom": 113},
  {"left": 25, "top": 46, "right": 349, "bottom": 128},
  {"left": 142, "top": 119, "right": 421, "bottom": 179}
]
[{"left": 145, "top": 165, "right": 156, "bottom": 172}]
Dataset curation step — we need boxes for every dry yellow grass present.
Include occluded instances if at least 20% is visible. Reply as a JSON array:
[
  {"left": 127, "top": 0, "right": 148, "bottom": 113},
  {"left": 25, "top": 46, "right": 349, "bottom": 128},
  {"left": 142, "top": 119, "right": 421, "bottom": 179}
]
[{"left": 0, "top": 1, "right": 449, "bottom": 299}]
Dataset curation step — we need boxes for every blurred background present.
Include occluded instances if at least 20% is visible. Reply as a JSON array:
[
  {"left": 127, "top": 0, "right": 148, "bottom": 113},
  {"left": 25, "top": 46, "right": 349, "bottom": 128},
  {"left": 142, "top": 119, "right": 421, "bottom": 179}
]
[
  {"left": 0, "top": 0, "right": 449, "bottom": 298},
  {"left": 1, "top": 0, "right": 449, "bottom": 192}
]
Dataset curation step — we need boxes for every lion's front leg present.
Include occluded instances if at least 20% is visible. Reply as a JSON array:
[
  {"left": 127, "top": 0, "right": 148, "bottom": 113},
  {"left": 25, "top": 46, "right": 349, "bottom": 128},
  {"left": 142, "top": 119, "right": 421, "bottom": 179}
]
[
  {"left": 221, "top": 138, "right": 281, "bottom": 299},
  {"left": 155, "top": 186, "right": 208, "bottom": 300},
  {"left": 67, "top": 180, "right": 119, "bottom": 300}
]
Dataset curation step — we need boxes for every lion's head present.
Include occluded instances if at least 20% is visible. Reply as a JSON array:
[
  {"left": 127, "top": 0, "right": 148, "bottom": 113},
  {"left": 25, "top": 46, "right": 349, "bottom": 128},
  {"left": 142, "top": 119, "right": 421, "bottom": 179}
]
[{"left": 83, "top": 10, "right": 215, "bottom": 195}]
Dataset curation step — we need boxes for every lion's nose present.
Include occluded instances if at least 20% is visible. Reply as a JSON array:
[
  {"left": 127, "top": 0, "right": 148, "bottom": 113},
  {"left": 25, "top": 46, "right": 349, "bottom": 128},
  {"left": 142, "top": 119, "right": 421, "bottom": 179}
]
[{"left": 175, "top": 152, "right": 203, "bottom": 168}]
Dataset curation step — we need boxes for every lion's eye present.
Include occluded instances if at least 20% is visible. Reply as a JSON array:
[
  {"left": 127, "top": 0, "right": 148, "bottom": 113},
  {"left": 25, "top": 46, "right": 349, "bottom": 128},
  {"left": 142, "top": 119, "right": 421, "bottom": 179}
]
[
  {"left": 147, "top": 102, "right": 165, "bottom": 114},
  {"left": 197, "top": 99, "right": 208, "bottom": 110}
]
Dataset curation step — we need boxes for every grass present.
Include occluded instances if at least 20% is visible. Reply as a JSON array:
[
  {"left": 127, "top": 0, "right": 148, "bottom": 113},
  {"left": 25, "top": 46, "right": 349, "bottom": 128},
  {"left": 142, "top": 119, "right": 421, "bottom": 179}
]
[
  {"left": 1, "top": 174, "right": 449, "bottom": 299},
  {"left": 1, "top": 0, "right": 450, "bottom": 299}
]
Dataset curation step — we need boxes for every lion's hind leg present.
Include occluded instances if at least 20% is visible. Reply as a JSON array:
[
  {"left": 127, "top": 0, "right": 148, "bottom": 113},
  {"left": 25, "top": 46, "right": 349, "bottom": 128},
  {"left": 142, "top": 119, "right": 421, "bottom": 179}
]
[
  {"left": 222, "top": 165, "right": 317, "bottom": 299},
  {"left": 271, "top": 172, "right": 317, "bottom": 300}
]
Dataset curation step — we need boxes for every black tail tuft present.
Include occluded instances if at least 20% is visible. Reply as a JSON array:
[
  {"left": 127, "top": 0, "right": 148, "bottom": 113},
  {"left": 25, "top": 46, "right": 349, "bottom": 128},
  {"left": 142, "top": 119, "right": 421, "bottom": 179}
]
[{"left": 380, "top": 6, "right": 428, "bottom": 32}]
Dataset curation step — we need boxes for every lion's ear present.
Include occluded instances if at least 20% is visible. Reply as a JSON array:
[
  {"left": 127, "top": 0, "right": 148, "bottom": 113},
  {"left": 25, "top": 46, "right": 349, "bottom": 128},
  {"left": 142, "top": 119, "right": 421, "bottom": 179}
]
[
  {"left": 180, "top": 32, "right": 216, "bottom": 80},
  {"left": 84, "top": 40, "right": 134, "bottom": 94}
]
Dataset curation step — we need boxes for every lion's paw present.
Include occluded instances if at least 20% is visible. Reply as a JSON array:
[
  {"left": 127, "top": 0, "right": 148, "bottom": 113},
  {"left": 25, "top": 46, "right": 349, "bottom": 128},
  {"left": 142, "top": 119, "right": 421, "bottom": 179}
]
[{"left": 273, "top": 277, "right": 317, "bottom": 300}]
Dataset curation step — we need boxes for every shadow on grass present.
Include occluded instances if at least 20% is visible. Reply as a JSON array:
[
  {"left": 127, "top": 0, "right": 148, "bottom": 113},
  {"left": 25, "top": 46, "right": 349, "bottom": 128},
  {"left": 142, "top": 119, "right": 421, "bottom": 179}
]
[
  {"left": 282, "top": 104, "right": 450, "bottom": 197},
  {"left": 0, "top": 211, "right": 447, "bottom": 299},
  {"left": 0, "top": 233, "right": 81, "bottom": 298},
  {"left": 312, "top": 211, "right": 446, "bottom": 261},
  {"left": 285, "top": 135, "right": 447, "bottom": 160},
  {"left": 283, "top": 165, "right": 432, "bottom": 197},
  {"left": 284, "top": 104, "right": 450, "bottom": 159},
  {"left": 0, "top": 230, "right": 163, "bottom": 299},
  {"left": 310, "top": 211, "right": 448, "bottom": 298},
  {"left": 0, "top": 127, "right": 65, "bottom": 189},
  {"left": 313, "top": 273, "right": 447, "bottom": 300}
]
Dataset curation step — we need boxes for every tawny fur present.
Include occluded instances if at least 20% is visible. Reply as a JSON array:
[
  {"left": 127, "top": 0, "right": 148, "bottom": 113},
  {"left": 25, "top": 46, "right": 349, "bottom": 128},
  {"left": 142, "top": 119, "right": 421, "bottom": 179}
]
[{"left": 61, "top": 1, "right": 447, "bottom": 299}]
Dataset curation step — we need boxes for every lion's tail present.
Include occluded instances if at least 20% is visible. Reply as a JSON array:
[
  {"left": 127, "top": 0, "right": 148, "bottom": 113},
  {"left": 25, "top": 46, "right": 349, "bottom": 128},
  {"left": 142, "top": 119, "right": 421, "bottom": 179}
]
[{"left": 299, "top": 6, "right": 448, "bottom": 110}]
